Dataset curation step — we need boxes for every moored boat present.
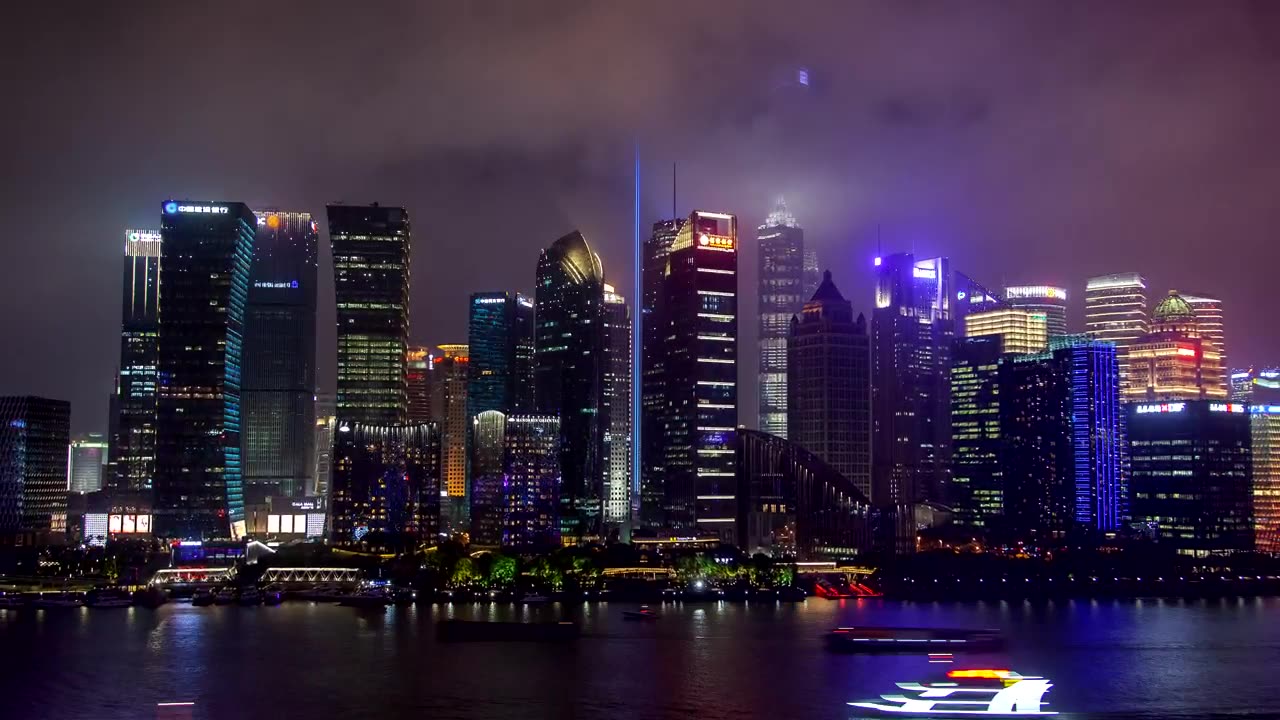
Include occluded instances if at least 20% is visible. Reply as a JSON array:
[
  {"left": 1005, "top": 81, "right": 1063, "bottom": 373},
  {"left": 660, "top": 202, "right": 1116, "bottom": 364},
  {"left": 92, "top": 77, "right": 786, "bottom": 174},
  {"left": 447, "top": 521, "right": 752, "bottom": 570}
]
[
  {"left": 32, "top": 592, "right": 84, "bottom": 609},
  {"left": 191, "top": 588, "right": 216, "bottom": 606},
  {"left": 339, "top": 588, "right": 390, "bottom": 608},
  {"left": 86, "top": 588, "right": 134, "bottom": 608},
  {"left": 238, "top": 587, "right": 262, "bottom": 606},
  {"left": 622, "top": 606, "right": 659, "bottom": 621},
  {"left": 213, "top": 588, "right": 237, "bottom": 605}
]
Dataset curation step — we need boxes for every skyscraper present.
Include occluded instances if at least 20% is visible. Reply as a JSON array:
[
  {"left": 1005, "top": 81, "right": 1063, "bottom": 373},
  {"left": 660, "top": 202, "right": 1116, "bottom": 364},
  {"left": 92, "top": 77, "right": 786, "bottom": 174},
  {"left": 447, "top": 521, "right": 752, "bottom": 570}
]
[
  {"left": 535, "top": 230, "right": 606, "bottom": 540},
  {"left": 639, "top": 218, "right": 684, "bottom": 528},
  {"left": 1182, "top": 293, "right": 1228, "bottom": 397},
  {"left": 154, "top": 200, "right": 255, "bottom": 540},
  {"left": 1085, "top": 273, "right": 1148, "bottom": 394},
  {"left": 952, "top": 271, "right": 1004, "bottom": 327},
  {"left": 434, "top": 344, "right": 469, "bottom": 528},
  {"left": 803, "top": 247, "right": 821, "bottom": 300},
  {"left": 406, "top": 346, "right": 432, "bottom": 423},
  {"left": 757, "top": 197, "right": 805, "bottom": 438},
  {"left": 0, "top": 396, "right": 71, "bottom": 532},
  {"left": 872, "top": 253, "right": 953, "bottom": 506},
  {"left": 466, "top": 292, "right": 535, "bottom": 420},
  {"left": 469, "top": 412, "right": 561, "bottom": 549},
  {"left": 328, "top": 203, "right": 411, "bottom": 425},
  {"left": 1004, "top": 285, "right": 1069, "bottom": 337},
  {"left": 964, "top": 308, "right": 1049, "bottom": 355},
  {"left": 1251, "top": 405, "right": 1280, "bottom": 553},
  {"left": 329, "top": 422, "right": 441, "bottom": 543},
  {"left": 787, "top": 270, "right": 871, "bottom": 498},
  {"left": 1126, "top": 291, "right": 1227, "bottom": 402},
  {"left": 67, "top": 433, "right": 108, "bottom": 495},
  {"left": 1128, "top": 400, "right": 1252, "bottom": 554},
  {"left": 242, "top": 210, "right": 317, "bottom": 503},
  {"left": 949, "top": 335, "right": 1005, "bottom": 529},
  {"left": 658, "top": 211, "right": 739, "bottom": 541},
  {"left": 602, "top": 285, "right": 633, "bottom": 533},
  {"left": 108, "top": 229, "right": 161, "bottom": 493}
]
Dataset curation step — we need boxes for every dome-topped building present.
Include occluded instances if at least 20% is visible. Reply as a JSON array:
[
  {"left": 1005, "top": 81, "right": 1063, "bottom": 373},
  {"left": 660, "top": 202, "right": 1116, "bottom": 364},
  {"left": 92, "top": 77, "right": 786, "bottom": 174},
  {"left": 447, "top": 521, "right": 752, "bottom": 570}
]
[{"left": 1124, "top": 289, "right": 1227, "bottom": 402}]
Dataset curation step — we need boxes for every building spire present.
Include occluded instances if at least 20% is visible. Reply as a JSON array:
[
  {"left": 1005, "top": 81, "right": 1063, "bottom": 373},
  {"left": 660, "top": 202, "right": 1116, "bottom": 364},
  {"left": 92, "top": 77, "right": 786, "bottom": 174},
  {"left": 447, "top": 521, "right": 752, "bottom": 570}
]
[{"left": 764, "top": 195, "right": 797, "bottom": 228}]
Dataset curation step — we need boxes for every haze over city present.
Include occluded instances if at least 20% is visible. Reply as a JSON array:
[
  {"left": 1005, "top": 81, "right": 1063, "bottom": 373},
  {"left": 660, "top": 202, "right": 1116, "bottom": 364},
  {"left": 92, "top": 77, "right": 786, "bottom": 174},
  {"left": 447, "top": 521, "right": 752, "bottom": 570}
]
[{"left": 4, "top": 1, "right": 1280, "bottom": 433}]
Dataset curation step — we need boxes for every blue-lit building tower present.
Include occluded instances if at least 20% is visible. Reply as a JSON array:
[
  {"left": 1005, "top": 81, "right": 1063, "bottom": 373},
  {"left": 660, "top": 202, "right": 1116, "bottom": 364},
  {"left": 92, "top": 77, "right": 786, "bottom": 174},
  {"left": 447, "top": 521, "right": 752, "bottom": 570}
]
[
  {"left": 155, "top": 200, "right": 255, "bottom": 540},
  {"left": 465, "top": 292, "right": 534, "bottom": 524},
  {"left": 1058, "top": 337, "right": 1126, "bottom": 531}
]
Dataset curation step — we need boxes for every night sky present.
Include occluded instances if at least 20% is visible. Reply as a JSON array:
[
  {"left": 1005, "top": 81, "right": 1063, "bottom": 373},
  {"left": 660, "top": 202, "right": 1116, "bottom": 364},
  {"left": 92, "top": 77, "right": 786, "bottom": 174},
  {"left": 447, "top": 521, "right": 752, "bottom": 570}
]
[{"left": 3, "top": 1, "right": 1279, "bottom": 433}]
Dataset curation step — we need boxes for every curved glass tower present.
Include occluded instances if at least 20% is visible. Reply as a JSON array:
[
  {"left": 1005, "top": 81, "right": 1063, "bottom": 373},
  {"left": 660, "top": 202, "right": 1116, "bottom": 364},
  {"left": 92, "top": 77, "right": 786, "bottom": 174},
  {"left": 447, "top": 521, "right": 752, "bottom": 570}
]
[{"left": 535, "top": 230, "right": 606, "bottom": 541}]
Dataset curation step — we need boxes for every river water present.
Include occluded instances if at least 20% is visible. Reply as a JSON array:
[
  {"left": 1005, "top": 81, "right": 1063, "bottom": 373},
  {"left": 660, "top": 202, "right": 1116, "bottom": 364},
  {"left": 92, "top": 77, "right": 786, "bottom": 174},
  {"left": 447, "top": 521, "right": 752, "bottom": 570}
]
[{"left": 3, "top": 597, "right": 1279, "bottom": 719}]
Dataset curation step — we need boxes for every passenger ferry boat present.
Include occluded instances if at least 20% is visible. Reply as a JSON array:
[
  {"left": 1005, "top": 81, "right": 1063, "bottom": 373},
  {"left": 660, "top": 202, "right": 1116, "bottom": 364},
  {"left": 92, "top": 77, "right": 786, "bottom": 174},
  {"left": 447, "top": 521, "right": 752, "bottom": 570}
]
[
  {"left": 848, "top": 668, "right": 1059, "bottom": 718},
  {"left": 825, "top": 626, "right": 1004, "bottom": 653}
]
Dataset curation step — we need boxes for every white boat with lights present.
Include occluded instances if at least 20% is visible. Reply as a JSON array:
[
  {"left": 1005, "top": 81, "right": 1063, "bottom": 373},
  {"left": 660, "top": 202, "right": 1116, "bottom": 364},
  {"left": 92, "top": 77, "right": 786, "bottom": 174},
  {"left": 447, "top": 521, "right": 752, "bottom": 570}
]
[
  {"left": 848, "top": 669, "right": 1059, "bottom": 719},
  {"left": 825, "top": 626, "right": 1003, "bottom": 653}
]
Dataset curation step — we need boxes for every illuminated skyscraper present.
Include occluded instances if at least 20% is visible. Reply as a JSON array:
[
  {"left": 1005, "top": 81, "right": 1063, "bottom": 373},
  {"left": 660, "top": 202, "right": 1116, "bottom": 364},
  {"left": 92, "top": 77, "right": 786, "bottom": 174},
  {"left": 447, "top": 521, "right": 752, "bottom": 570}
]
[
  {"left": 68, "top": 433, "right": 108, "bottom": 495},
  {"left": 535, "top": 230, "right": 606, "bottom": 540},
  {"left": 0, "top": 396, "right": 71, "bottom": 532},
  {"left": 602, "top": 286, "right": 633, "bottom": 534},
  {"left": 329, "top": 422, "right": 441, "bottom": 543},
  {"left": 242, "top": 210, "right": 317, "bottom": 502},
  {"left": 469, "top": 411, "right": 561, "bottom": 549},
  {"left": 433, "top": 344, "right": 469, "bottom": 528},
  {"left": 1126, "top": 291, "right": 1226, "bottom": 402},
  {"left": 871, "top": 253, "right": 953, "bottom": 506},
  {"left": 787, "top": 271, "right": 871, "bottom": 498},
  {"left": 952, "top": 272, "right": 1003, "bottom": 328},
  {"left": 108, "top": 229, "right": 161, "bottom": 493},
  {"left": 1182, "top": 293, "right": 1227, "bottom": 397},
  {"left": 949, "top": 335, "right": 1005, "bottom": 529},
  {"left": 964, "top": 308, "right": 1048, "bottom": 355},
  {"left": 1231, "top": 367, "right": 1280, "bottom": 403},
  {"left": 640, "top": 218, "right": 684, "bottom": 527},
  {"left": 406, "top": 346, "right": 432, "bottom": 423},
  {"left": 466, "top": 292, "right": 535, "bottom": 420},
  {"left": 757, "top": 197, "right": 805, "bottom": 438},
  {"left": 1251, "top": 405, "right": 1280, "bottom": 553},
  {"left": 803, "top": 247, "right": 821, "bottom": 299},
  {"left": 155, "top": 200, "right": 255, "bottom": 540},
  {"left": 1004, "top": 285, "right": 1068, "bottom": 337},
  {"left": 657, "top": 211, "right": 739, "bottom": 541},
  {"left": 327, "top": 203, "right": 411, "bottom": 425},
  {"left": 1085, "top": 273, "right": 1148, "bottom": 394},
  {"left": 1128, "top": 400, "right": 1252, "bottom": 554}
]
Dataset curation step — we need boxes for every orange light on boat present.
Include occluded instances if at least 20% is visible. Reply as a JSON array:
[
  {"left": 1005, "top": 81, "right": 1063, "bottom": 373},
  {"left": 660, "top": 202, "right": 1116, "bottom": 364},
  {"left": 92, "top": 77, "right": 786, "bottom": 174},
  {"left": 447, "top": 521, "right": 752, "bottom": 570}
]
[{"left": 947, "top": 669, "right": 1013, "bottom": 679}]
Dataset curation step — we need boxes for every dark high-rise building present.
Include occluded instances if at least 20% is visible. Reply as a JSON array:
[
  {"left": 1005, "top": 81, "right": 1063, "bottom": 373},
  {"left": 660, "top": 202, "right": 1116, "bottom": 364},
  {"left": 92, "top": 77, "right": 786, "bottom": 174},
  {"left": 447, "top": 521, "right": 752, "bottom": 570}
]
[
  {"left": 658, "top": 211, "right": 739, "bottom": 541},
  {"left": 1128, "top": 400, "right": 1252, "bottom": 554},
  {"left": 406, "top": 346, "right": 432, "bottom": 424},
  {"left": 535, "top": 230, "right": 606, "bottom": 540},
  {"left": 952, "top": 271, "right": 1003, "bottom": 328},
  {"left": 949, "top": 335, "right": 1005, "bottom": 530},
  {"left": 108, "top": 228, "right": 161, "bottom": 493},
  {"left": 469, "top": 411, "right": 560, "bottom": 549},
  {"left": 803, "top": 248, "right": 821, "bottom": 300},
  {"left": 0, "top": 396, "right": 71, "bottom": 532},
  {"left": 68, "top": 433, "right": 108, "bottom": 495},
  {"left": 155, "top": 201, "right": 255, "bottom": 540},
  {"left": 639, "top": 218, "right": 684, "bottom": 528},
  {"left": 872, "top": 253, "right": 953, "bottom": 506},
  {"left": 466, "top": 292, "right": 535, "bottom": 420},
  {"left": 242, "top": 210, "right": 317, "bottom": 503},
  {"left": 602, "top": 286, "right": 632, "bottom": 534},
  {"left": 434, "top": 344, "right": 469, "bottom": 529},
  {"left": 327, "top": 203, "right": 411, "bottom": 425},
  {"left": 787, "top": 270, "right": 871, "bottom": 498},
  {"left": 329, "top": 422, "right": 441, "bottom": 543},
  {"left": 757, "top": 197, "right": 805, "bottom": 438}
]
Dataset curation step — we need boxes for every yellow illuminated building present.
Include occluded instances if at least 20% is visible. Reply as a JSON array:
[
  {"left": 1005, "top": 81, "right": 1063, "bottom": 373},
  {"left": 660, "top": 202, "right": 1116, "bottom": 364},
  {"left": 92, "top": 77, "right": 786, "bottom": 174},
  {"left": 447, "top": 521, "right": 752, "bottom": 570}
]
[
  {"left": 963, "top": 309, "right": 1048, "bottom": 355},
  {"left": 1125, "top": 291, "right": 1227, "bottom": 402}
]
